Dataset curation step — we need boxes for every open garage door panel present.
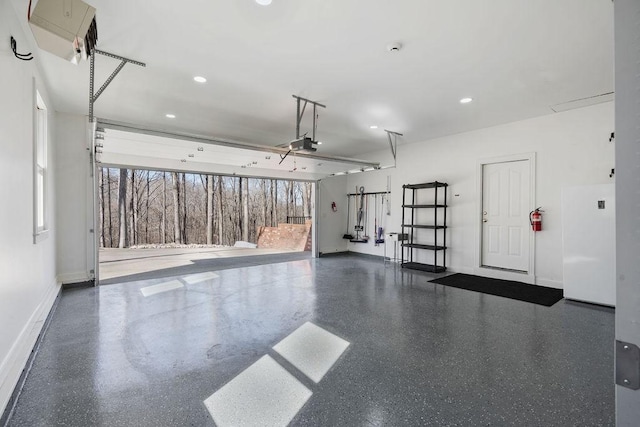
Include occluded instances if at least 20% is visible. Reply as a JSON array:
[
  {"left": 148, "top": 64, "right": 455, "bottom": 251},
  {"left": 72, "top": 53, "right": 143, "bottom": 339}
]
[{"left": 98, "top": 127, "right": 379, "bottom": 181}]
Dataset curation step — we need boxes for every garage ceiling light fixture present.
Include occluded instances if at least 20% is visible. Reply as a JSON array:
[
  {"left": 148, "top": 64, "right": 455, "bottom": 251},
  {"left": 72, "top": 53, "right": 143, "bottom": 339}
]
[
  {"left": 460, "top": 97, "right": 473, "bottom": 104},
  {"left": 256, "top": 0, "right": 272, "bottom": 5},
  {"left": 194, "top": 76, "right": 207, "bottom": 83},
  {"left": 166, "top": 113, "right": 176, "bottom": 118}
]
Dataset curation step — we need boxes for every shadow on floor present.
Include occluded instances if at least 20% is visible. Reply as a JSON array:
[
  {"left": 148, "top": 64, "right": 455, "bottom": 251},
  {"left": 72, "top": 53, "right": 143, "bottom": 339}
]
[{"left": 99, "top": 252, "right": 312, "bottom": 285}]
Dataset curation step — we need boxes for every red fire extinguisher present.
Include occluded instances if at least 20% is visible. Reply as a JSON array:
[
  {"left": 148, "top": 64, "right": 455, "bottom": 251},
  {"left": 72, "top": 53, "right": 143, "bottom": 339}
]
[{"left": 530, "top": 207, "right": 543, "bottom": 231}]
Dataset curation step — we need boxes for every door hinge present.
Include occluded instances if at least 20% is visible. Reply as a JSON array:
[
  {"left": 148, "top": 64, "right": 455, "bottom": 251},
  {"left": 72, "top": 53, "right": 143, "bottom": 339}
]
[{"left": 616, "top": 340, "right": 640, "bottom": 390}]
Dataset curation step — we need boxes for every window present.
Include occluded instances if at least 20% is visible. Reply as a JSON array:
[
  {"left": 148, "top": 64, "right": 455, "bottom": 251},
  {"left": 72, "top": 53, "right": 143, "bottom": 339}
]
[{"left": 34, "top": 88, "right": 48, "bottom": 242}]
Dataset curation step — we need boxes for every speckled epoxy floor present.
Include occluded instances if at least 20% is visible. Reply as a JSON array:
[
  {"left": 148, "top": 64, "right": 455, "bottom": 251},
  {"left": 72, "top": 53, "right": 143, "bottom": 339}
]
[{"left": 5, "top": 255, "right": 614, "bottom": 426}]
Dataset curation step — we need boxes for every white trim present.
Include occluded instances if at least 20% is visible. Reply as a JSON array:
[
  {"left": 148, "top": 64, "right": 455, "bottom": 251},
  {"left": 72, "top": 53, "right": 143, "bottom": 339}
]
[
  {"left": 57, "top": 272, "right": 91, "bottom": 284},
  {"left": 87, "top": 120, "right": 98, "bottom": 283},
  {"left": 475, "top": 152, "right": 537, "bottom": 283},
  {"left": 535, "top": 278, "right": 563, "bottom": 289},
  {"left": 473, "top": 266, "right": 535, "bottom": 284},
  {"left": 0, "top": 280, "right": 60, "bottom": 415},
  {"left": 312, "top": 180, "right": 319, "bottom": 258}
]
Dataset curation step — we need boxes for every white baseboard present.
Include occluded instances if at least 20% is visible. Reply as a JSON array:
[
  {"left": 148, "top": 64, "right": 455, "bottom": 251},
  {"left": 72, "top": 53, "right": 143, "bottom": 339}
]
[
  {"left": 535, "top": 278, "right": 563, "bottom": 289},
  {"left": 319, "top": 247, "right": 348, "bottom": 255},
  {"left": 0, "top": 280, "right": 61, "bottom": 415},
  {"left": 57, "top": 271, "right": 90, "bottom": 284},
  {"left": 473, "top": 267, "right": 535, "bottom": 284}
]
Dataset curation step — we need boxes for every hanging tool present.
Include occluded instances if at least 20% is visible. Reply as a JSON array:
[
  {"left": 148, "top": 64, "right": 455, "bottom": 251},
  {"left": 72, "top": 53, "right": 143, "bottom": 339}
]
[
  {"left": 343, "top": 195, "right": 354, "bottom": 239},
  {"left": 350, "top": 186, "right": 369, "bottom": 243},
  {"left": 373, "top": 194, "right": 378, "bottom": 246},
  {"left": 386, "top": 176, "right": 391, "bottom": 216},
  {"left": 376, "top": 194, "right": 385, "bottom": 244},
  {"left": 355, "top": 186, "right": 364, "bottom": 231},
  {"left": 363, "top": 193, "right": 370, "bottom": 240}
]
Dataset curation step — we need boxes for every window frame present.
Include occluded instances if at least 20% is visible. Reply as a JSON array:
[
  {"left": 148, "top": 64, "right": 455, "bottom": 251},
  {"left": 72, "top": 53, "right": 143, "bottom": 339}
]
[{"left": 33, "top": 83, "right": 49, "bottom": 243}]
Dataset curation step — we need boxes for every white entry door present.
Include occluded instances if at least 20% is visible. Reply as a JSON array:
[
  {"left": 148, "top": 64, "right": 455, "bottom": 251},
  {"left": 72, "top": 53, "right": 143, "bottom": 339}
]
[{"left": 482, "top": 160, "right": 530, "bottom": 272}]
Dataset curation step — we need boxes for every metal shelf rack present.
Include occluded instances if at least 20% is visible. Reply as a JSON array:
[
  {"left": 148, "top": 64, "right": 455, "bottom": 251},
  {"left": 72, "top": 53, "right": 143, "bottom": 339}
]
[{"left": 401, "top": 181, "right": 448, "bottom": 273}]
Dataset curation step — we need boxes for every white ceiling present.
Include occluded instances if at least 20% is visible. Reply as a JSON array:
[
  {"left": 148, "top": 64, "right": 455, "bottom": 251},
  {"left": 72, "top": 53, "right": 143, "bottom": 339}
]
[{"left": 17, "top": 0, "right": 613, "bottom": 161}]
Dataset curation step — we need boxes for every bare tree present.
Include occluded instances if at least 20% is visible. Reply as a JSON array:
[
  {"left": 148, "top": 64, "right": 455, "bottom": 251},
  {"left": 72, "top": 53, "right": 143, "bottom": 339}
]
[
  {"left": 107, "top": 169, "right": 113, "bottom": 247},
  {"left": 101, "top": 168, "right": 315, "bottom": 248},
  {"left": 171, "top": 172, "right": 181, "bottom": 244},
  {"left": 145, "top": 171, "right": 150, "bottom": 242},
  {"left": 117, "top": 168, "right": 128, "bottom": 248},
  {"left": 181, "top": 173, "right": 187, "bottom": 244},
  {"left": 272, "top": 179, "right": 278, "bottom": 226},
  {"left": 206, "top": 175, "right": 214, "bottom": 244},
  {"left": 262, "top": 179, "right": 268, "bottom": 226},
  {"left": 128, "top": 169, "right": 137, "bottom": 246},
  {"left": 304, "top": 182, "right": 312, "bottom": 217},
  {"left": 242, "top": 177, "right": 249, "bottom": 241},
  {"left": 217, "top": 176, "right": 224, "bottom": 244},
  {"left": 99, "top": 169, "right": 105, "bottom": 247},
  {"left": 162, "top": 172, "right": 167, "bottom": 244}
]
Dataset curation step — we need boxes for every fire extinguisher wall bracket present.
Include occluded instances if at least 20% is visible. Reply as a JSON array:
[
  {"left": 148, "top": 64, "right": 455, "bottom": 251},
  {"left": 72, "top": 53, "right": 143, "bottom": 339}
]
[{"left": 530, "top": 207, "right": 543, "bottom": 232}]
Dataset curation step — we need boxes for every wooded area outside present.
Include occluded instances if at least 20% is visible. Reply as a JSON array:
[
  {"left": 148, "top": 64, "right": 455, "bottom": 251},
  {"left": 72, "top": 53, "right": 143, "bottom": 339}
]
[{"left": 98, "top": 168, "right": 313, "bottom": 248}]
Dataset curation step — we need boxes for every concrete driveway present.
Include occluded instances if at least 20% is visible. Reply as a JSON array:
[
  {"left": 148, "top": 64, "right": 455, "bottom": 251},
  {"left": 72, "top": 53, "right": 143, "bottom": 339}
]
[{"left": 99, "top": 246, "right": 305, "bottom": 283}]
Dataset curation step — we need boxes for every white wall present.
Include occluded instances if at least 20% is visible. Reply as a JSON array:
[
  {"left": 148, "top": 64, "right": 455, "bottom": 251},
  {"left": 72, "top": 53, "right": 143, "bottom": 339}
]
[
  {"left": 614, "top": 0, "right": 640, "bottom": 422},
  {"left": 321, "top": 102, "right": 615, "bottom": 288},
  {"left": 0, "top": 1, "right": 60, "bottom": 414},
  {"left": 55, "top": 112, "right": 92, "bottom": 284}
]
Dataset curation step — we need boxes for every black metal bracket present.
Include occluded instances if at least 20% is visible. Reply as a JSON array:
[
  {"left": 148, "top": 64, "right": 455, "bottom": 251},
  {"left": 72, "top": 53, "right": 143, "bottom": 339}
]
[
  {"left": 278, "top": 150, "right": 292, "bottom": 165},
  {"left": 347, "top": 191, "right": 392, "bottom": 196},
  {"left": 616, "top": 340, "right": 640, "bottom": 390},
  {"left": 10, "top": 36, "right": 33, "bottom": 61},
  {"left": 292, "top": 95, "right": 326, "bottom": 140},
  {"left": 89, "top": 49, "right": 146, "bottom": 122},
  {"left": 384, "top": 129, "right": 403, "bottom": 163}
]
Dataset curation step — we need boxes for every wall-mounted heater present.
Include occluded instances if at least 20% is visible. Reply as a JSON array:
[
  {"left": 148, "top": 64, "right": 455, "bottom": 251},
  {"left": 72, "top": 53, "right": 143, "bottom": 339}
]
[{"left": 29, "top": 0, "right": 98, "bottom": 64}]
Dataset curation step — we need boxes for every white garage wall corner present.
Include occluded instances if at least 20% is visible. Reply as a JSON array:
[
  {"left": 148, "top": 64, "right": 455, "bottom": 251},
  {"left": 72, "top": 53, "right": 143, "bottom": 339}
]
[
  {"left": 0, "top": 1, "right": 60, "bottom": 415},
  {"left": 346, "top": 102, "right": 614, "bottom": 288},
  {"left": 55, "top": 112, "right": 92, "bottom": 284},
  {"left": 317, "top": 175, "right": 348, "bottom": 255},
  {"left": 615, "top": 0, "right": 640, "bottom": 422}
]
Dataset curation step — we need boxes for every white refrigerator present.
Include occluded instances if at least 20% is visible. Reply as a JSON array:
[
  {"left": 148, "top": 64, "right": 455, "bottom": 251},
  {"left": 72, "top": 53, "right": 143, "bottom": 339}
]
[{"left": 561, "top": 184, "right": 616, "bottom": 306}]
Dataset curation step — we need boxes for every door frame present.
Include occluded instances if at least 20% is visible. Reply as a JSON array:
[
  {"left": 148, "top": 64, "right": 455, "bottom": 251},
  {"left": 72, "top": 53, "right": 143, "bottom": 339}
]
[{"left": 474, "top": 152, "right": 536, "bottom": 284}]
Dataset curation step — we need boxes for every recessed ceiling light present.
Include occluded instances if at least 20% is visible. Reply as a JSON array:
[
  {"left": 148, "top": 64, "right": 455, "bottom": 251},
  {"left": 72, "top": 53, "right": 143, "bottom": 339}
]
[
  {"left": 460, "top": 97, "right": 473, "bottom": 104},
  {"left": 193, "top": 76, "right": 207, "bottom": 83},
  {"left": 256, "top": 0, "right": 272, "bottom": 5},
  {"left": 188, "top": 154, "right": 194, "bottom": 158},
  {"left": 370, "top": 125, "right": 378, "bottom": 129},
  {"left": 197, "top": 146, "right": 204, "bottom": 151},
  {"left": 166, "top": 114, "right": 176, "bottom": 118}
]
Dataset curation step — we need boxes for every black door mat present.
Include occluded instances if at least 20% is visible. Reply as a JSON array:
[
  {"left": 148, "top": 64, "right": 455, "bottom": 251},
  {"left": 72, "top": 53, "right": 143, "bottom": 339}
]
[{"left": 429, "top": 273, "right": 563, "bottom": 307}]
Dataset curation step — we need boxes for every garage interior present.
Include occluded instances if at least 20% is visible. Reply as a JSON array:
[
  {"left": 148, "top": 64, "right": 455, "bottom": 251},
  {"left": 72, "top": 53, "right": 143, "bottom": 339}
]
[{"left": 1, "top": 0, "right": 639, "bottom": 426}]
